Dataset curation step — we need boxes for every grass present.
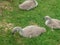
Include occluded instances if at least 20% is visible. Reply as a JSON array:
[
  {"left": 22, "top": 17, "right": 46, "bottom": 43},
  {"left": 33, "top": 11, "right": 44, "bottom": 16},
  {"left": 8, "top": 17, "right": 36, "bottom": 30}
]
[{"left": 0, "top": 0, "right": 60, "bottom": 45}]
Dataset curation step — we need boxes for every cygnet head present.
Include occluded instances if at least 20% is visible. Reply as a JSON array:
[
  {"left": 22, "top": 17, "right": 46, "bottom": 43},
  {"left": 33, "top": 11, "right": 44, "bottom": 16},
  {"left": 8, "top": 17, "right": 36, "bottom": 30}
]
[
  {"left": 12, "top": 27, "right": 22, "bottom": 34},
  {"left": 45, "top": 16, "right": 51, "bottom": 20}
]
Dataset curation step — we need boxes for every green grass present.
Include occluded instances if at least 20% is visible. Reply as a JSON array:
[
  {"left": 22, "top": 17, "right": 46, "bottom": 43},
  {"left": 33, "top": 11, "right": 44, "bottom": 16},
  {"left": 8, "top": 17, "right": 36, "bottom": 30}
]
[{"left": 0, "top": 0, "right": 60, "bottom": 45}]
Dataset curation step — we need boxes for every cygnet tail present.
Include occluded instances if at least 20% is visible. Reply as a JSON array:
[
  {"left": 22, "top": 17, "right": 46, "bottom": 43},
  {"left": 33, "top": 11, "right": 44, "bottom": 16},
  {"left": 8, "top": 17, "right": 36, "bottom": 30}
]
[
  {"left": 35, "top": 0, "right": 38, "bottom": 7},
  {"left": 41, "top": 27, "right": 46, "bottom": 33}
]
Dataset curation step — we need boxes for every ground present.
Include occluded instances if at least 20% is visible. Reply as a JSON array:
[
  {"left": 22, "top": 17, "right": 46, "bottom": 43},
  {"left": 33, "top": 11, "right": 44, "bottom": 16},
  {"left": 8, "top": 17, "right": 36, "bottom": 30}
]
[{"left": 0, "top": 0, "right": 60, "bottom": 45}]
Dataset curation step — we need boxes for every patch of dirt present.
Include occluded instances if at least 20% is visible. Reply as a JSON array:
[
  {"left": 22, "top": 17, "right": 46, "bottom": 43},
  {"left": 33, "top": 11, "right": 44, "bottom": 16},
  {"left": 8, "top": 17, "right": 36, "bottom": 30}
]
[
  {"left": 0, "top": 8, "right": 2, "bottom": 16},
  {"left": 29, "top": 21, "right": 38, "bottom": 25},
  {"left": 0, "top": 21, "right": 14, "bottom": 32},
  {"left": 5, "top": 0, "right": 13, "bottom": 2},
  {"left": 0, "top": 1, "right": 13, "bottom": 12}
]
